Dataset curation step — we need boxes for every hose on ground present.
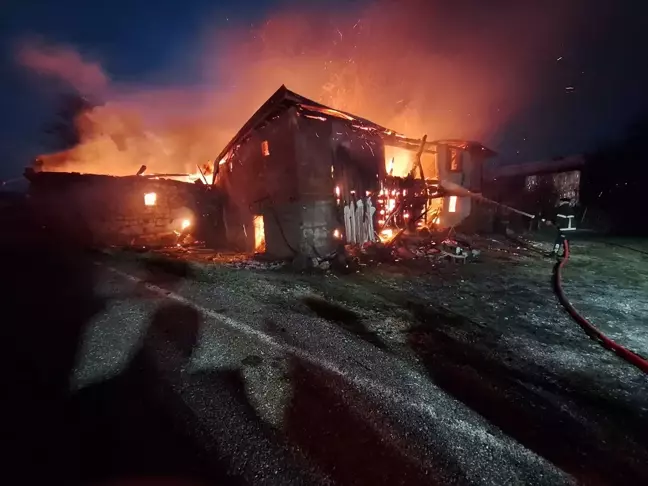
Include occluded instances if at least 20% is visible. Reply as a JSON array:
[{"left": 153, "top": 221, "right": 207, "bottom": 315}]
[{"left": 553, "top": 239, "right": 648, "bottom": 375}]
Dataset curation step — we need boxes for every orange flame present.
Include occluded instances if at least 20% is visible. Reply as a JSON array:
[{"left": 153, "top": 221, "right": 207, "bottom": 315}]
[
  {"left": 21, "top": 2, "right": 578, "bottom": 178},
  {"left": 379, "top": 228, "right": 395, "bottom": 243},
  {"left": 253, "top": 215, "right": 265, "bottom": 252}
]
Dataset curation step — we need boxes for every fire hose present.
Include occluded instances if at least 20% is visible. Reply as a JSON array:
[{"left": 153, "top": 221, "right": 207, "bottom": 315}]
[{"left": 553, "top": 240, "right": 648, "bottom": 375}]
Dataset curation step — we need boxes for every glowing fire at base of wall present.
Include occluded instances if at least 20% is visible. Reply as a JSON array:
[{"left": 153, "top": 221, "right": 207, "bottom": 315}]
[
  {"left": 174, "top": 219, "right": 192, "bottom": 236},
  {"left": 379, "top": 228, "right": 395, "bottom": 243},
  {"left": 253, "top": 215, "right": 266, "bottom": 252}
]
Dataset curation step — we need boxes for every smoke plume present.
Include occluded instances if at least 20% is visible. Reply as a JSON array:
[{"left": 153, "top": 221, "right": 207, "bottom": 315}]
[
  {"left": 18, "top": 0, "right": 581, "bottom": 176},
  {"left": 17, "top": 40, "right": 109, "bottom": 98}
]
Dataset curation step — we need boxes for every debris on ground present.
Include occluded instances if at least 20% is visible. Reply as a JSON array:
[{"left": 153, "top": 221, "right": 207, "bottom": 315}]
[
  {"left": 343, "top": 230, "right": 484, "bottom": 268},
  {"left": 111, "top": 229, "right": 546, "bottom": 276}
]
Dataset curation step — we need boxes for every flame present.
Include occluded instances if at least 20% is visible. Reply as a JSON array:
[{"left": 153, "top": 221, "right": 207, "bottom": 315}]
[
  {"left": 253, "top": 215, "right": 265, "bottom": 252},
  {"left": 384, "top": 147, "right": 412, "bottom": 177},
  {"left": 21, "top": 2, "right": 577, "bottom": 178},
  {"left": 379, "top": 228, "right": 395, "bottom": 243},
  {"left": 144, "top": 192, "right": 156, "bottom": 206},
  {"left": 181, "top": 219, "right": 191, "bottom": 230},
  {"left": 304, "top": 114, "right": 327, "bottom": 121},
  {"left": 333, "top": 229, "right": 341, "bottom": 239}
]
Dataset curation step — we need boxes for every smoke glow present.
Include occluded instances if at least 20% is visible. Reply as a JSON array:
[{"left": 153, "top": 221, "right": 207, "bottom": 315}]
[{"left": 17, "top": 1, "right": 578, "bottom": 176}]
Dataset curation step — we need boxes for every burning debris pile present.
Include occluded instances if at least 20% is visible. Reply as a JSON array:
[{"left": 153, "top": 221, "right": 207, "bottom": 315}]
[
  {"left": 281, "top": 229, "right": 483, "bottom": 275},
  {"left": 356, "top": 231, "right": 481, "bottom": 267}
]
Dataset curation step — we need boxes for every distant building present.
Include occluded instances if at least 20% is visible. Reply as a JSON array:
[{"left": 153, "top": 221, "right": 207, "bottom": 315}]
[{"left": 484, "top": 154, "right": 585, "bottom": 217}]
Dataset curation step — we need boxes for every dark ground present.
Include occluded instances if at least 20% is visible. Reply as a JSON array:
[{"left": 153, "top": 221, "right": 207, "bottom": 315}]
[{"left": 2, "top": 202, "right": 647, "bottom": 485}]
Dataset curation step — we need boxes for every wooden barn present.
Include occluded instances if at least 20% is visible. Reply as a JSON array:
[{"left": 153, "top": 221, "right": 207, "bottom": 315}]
[{"left": 212, "top": 85, "right": 495, "bottom": 258}]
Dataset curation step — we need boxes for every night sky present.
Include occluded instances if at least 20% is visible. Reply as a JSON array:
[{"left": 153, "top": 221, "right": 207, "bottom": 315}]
[{"left": 1, "top": 0, "right": 646, "bottom": 181}]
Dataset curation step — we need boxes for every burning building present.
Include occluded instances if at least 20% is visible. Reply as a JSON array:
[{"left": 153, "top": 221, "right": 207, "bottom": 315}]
[
  {"left": 24, "top": 168, "right": 219, "bottom": 248},
  {"left": 23, "top": 85, "right": 494, "bottom": 256},
  {"left": 212, "top": 85, "right": 495, "bottom": 258}
]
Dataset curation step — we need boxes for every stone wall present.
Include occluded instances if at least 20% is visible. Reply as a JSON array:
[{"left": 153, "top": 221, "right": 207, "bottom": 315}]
[
  {"left": 216, "top": 108, "right": 299, "bottom": 253},
  {"left": 27, "top": 172, "right": 214, "bottom": 247}
]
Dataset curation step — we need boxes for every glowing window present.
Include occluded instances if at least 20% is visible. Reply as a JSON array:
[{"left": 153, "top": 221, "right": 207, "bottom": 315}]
[
  {"left": 261, "top": 140, "right": 270, "bottom": 156},
  {"left": 448, "top": 196, "right": 458, "bottom": 213},
  {"left": 449, "top": 148, "right": 462, "bottom": 172},
  {"left": 144, "top": 192, "right": 157, "bottom": 206},
  {"left": 253, "top": 215, "right": 265, "bottom": 252}
]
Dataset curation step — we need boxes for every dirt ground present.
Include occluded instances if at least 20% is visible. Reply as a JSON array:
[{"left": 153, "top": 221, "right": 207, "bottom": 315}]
[
  {"left": 5, "top": 196, "right": 648, "bottom": 484},
  {"left": 111, "top": 230, "right": 648, "bottom": 483}
]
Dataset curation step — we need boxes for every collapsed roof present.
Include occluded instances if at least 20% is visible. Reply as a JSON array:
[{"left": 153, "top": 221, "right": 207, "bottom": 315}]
[
  {"left": 23, "top": 167, "right": 200, "bottom": 188},
  {"left": 212, "top": 85, "right": 496, "bottom": 175}
]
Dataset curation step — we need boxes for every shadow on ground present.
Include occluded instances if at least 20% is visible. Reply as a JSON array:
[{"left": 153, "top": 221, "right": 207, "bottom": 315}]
[
  {"left": 72, "top": 302, "right": 235, "bottom": 485},
  {"left": 302, "top": 296, "right": 387, "bottom": 350},
  {"left": 405, "top": 301, "right": 648, "bottom": 484},
  {"left": 1, "top": 204, "right": 104, "bottom": 483},
  {"left": 259, "top": 318, "right": 464, "bottom": 486},
  {"left": 284, "top": 357, "right": 451, "bottom": 486},
  {"left": 0, "top": 202, "right": 447, "bottom": 484},
  {"left": 0, "top": 204, "right": 231, "bottom": 484}
]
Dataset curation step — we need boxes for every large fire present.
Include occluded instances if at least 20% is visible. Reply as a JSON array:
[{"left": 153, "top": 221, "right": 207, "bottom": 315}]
[{"left": 18, "top": 2, "right": 576, "bottom": 178}]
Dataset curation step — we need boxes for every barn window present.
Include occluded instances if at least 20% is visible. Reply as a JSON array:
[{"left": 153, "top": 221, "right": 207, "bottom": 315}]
[
  {"left": 253, "top": 215, "right": 265, "bottom": 252},
  {"left": 261, "top": 140, "right": 270, "bottom": 156},
  {"left": 448, "top": 196, "right": 458, "bottom": 213}
]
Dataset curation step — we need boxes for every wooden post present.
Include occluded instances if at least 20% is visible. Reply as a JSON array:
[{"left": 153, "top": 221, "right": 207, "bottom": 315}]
[
  {"left": 415, "top": 134, "right": 427, "bottom": 181},
  {"left": 413, "top": 135, "right": 428, "bottom": 225},
  {"left": 196, "top": 164, "right": 208, "bottom": 185}
]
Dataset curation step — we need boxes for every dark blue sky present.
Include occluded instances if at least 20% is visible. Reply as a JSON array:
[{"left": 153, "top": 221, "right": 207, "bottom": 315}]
[{"left": 1, "top": 0, "right": 646, "bottom": 180}]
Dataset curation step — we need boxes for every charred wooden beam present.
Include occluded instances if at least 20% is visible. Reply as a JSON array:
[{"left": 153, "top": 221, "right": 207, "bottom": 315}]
[{"left": 411, "top": 134, "right": 428, "bottom": 180}]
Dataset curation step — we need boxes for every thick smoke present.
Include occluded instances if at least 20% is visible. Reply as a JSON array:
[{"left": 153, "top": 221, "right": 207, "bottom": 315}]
[
  {"left": 18, "top": 0, "right": 579, "bottom": 175},
  {"left": 17, "top": 40, "right": 109, "bottom": 97}
]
